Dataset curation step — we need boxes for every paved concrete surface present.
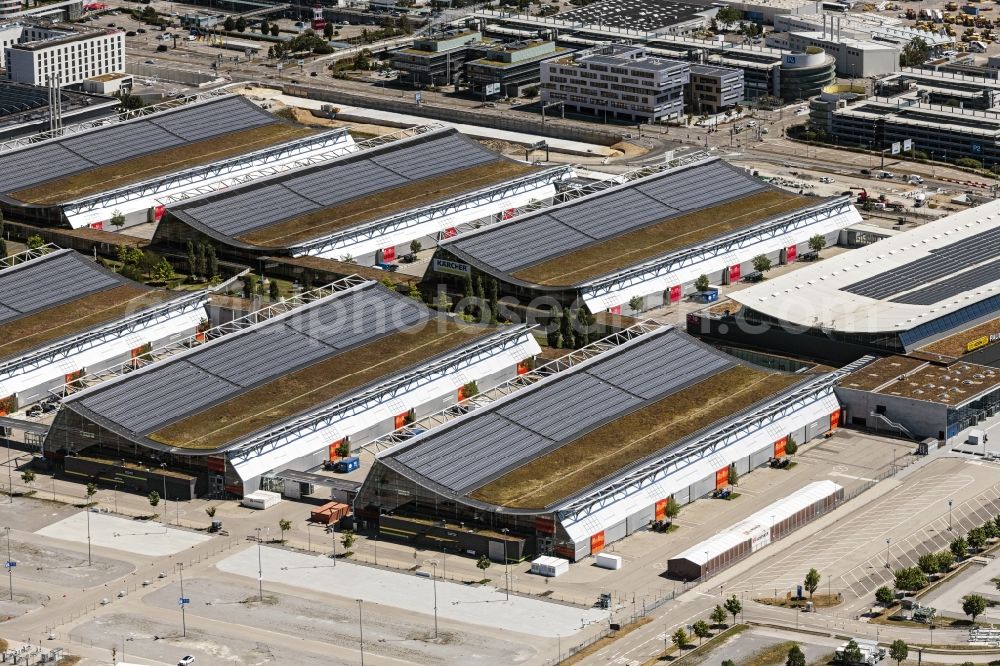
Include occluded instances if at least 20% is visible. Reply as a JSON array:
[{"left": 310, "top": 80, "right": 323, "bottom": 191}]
[
  {"left": 217, "top": 546, "right": 608, "bottom": 638},
  {"left": 922, "top": 557, "right": 1000, "bottom": 622},
  {"left": 37, "top": 512, "right": 212, "bottom": 557}
]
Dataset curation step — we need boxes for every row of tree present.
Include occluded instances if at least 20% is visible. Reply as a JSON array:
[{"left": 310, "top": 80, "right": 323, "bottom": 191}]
[
  {"left": 185, "top": 240, "right": 219, "bottom": 283},
  {"left": 670, "top": 596, "right": 744, "bottom": 656}
]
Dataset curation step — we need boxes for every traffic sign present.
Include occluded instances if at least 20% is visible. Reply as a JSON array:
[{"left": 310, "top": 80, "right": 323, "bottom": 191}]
[
  {"left": 903, "top": 138, "right": 913, "bottom": 151},
  {"left": 972, "top": 143, "right": 983, "bottom": 154},
  {"left": 485, "top": 82, "right": 500, "bottom": 96},
  {"left": 415, "top": 91, "right": 422, "bottom": 103},
  {"left": 891, "top": 141, "right": 901, "bottom": 155},
  {"left": 178, "top": 597, "right": 189, "bottom": 605},
  {"left": 4, "top": 561, "right": 15, "bottom": 568}
]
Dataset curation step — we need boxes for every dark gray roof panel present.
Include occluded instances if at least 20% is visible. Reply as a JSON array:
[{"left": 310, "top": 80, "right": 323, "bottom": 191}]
[
  {"left": 0, "top": 96, "right": 277, "bottom": 196},
  {"left": 889, "top": 258, "right": 1000, "bottom": 306},
  {"left": 188, "top": 325, "right": 333, "bottom": 388},
  {"left": 842, "top": 225, "right": 1000, "bottom": 301},
  {"left": 0, "top": 143, "right": 95, "bottom": 193},
  {"left": 148, "top": 96, "right": 272, "bottom": 142},
  {"left": 286, "top": 286, "right": 431, "bottom": 348},
  {"left": 446, "top": 160, "right": 776, "bottom": 278},
  {"left": 78, "top": 360, "right": 239, "bottom": 434},
  {"left": 387, "top": 328, "right": 752, "bottom": 495},
  {"left": 369, "top": 132, "right": 496, "bottom": 180},
  {"left": 0, "top": 251, "right": 123, "bottom": 320},
  {"left": 285, "top": 160, "right": 408, "bottom": 207},
  {"left": 181, "top": 183, "right": 319, "bottom": 237}
]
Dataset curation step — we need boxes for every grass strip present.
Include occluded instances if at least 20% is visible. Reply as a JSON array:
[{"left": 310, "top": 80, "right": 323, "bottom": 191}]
[
  {"left": 471, "top": 366, "right": 801, "bottom": 508},
  {"left": 511, "top": 191, "right": 809, "bottom": 286},
  {"left": 11, "top": 124, "right": 314, "bottom": 204},
  {"left": 237, "top": 160, "right": 537, "bottom": 247},
  {"left": 148, "top": 321, "right": 491, "bottom": 449},
  {"left": 0, "top": 285, "right": 174, "bottom": 362}
]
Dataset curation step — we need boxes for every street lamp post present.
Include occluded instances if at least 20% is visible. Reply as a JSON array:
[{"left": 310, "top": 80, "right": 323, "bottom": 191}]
[
  {"left": 501, "top": 528, "right": 510, "bottom": 600},
  {"left": 331, "top": 522, "right": 337, "bottom": 567},
  {"left": 949, "top": 499, "right": 953, "bottom": 530},
  {"left": 431, "top": 562, "right": 439, "bottom": 639},
  {"left": 885, "top": 538, "right": 891, "bottom": 569},
  {"left": 160, "top": 463, "right": 167, "bottom": 529},
  {"left": 4, "top": 527, "right": 11, "bottom": 600},
  {"left": 179, "top": 563, "right": 187, "bottom": 637},
  {"left": 255, "top": 527, "right": 263, "bottom": 602},
  {"left": 86, "top": 499, "right": 92, "bottom": 566},
  {"left": 357, "top": 599, "right": 365, "bottom": 666}
]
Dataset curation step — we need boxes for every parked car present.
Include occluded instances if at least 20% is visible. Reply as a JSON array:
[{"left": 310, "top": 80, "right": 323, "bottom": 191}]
[
  {"left": 178, "top": 657, "right": 195, "bottom": 666},
  {"left": 137, "top": 28, "right": 147, "bottom": 33},
  {"left": 125, "top": 30, "right": 136, "bottom": 36}
]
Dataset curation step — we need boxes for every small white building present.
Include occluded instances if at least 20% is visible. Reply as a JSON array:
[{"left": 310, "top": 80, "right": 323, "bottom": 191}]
[
  {"left": 83, "top": 72, "right": 131, "bottom": 95},
  {"left": 530, "top": 556, "right": 569, "bottom": 577}
]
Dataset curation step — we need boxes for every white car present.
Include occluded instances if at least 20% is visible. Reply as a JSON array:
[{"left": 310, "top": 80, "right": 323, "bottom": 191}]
[
  {"left": 178, "top": 657, "right": 195, "bottom": 666},
  {"left": 746, "top": 120, "right": 757, "bottom": 127},
  {"left": 819, "top": 176, "right": 834, "bottom": 183}
]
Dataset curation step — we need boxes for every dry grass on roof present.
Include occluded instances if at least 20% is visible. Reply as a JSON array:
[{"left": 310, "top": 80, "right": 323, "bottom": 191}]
[
  {"left": 10, "top": 124, "right": 314, "bottom": 205},
  {"left": 236, "top": 159, "right": 536, "bottom": 247},
  {"left": 510, "top": 190, "right": 809, "bottom": 287},
  {"left": 920, "top": 316, "right": 1000, "bottom": 359},
  {"left": 838, "top": 356, "right": 925, "bottom": 392},
  {"left": 147, "top": 320, "right": 492, "bottom": 450},
  {"left": 0, "top": 285, "right": 175, "bottom": 362},
  {"left": 469, "top": 365, "right": 802, "bottom": 509}
]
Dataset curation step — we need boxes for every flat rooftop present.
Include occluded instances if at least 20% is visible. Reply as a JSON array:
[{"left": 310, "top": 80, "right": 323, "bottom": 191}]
[
  {"left": 557, "top": 0, "right": 709, "bottom": 31},
  {"left": 0, "top": 95, "right": 312, "bottom": 206},
  {"left": 841, "top": 356, "right": 1000, "bottom": 406},
  {"left": 443, "top": 159, "right": 811, "bottom": 288},
  {"left": 730, "top": 201, "right": 1000, "bottom": 335},
  {"left": 836, "top": 101, "right": 1000, "bottom": 136},
  {"left": 0, "top": 249, "right": 178, "bottom": 363},
  {"left": 382, "top": 328, "right": 802, "bottom": 510},
  {"left": 0, "top": 81, "right": 116, "bottom": 129},
  {"left": 165, "top": 127, "right": 536, "bottom": 249},
  {"left": 919, "top": 316, "right": 1000, "bottom": 360},
  {"left": 63, "top": 282, "right": 499, "bottom": 453}
]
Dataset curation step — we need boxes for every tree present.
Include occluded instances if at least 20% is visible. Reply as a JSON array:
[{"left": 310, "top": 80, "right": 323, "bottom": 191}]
[
  {"left": 409, "top": 239, "right": 422, "bottom": 254},
  {"left": 951, "top": 536, "right": 968, "bottom": 559},
  {"left": 207, "top": 245, "right": 218, "bottom": 280},
  {"left": 86, "top": 483, "right": 97, "bottom": 501},
  {"left": 785, "top": 435, "right": 798, "bottom": 455},
  {"left": 983, "top": 520, "right": 998, "bottom": 540},
  {"left": 476, "top": 554, "right": 491, "bottom": 577},
  {"left": 693, "top": 620, "right": 711, "bottom": 645},
  {"left": 559, "top": 307, "right": 572, "bottom": 347},
  {"left": 278, "top": 518, "right": 292, "bottom": 542},
  {"left": 808, "top": 234, "right": 827, "bottom": 255},
  {"left": 710, "top": 604, "right": 727, "bottom": 627},
  {"left": 963, "top": 594, "right": 987, "bottom": 623},
  {"left": 27, "top": 235, "right": 44, "bottom": 251},
  {"left": 723, "top": 595, "right": 742, "bottom": 625},
  {"left": 148, "top": 490, "right": 160, "bottom": 507},
  {"left": 474, "top": 275, "right": 485, "bottom": 318},
  {"left": 889, "top": 639, "right": 908, "bottom": 666},
  {"left": 205, "top": 505, "right": 216, "bottom": 518},
  {"left": 843, "top": 640, "right": 864, "bottom": 665},
  {"left": 20, "top": 470, "right": 34, "bottom": 487},
  {"left": 804, "top": 568, "right": 821, "bottom": 599},
  {"left": 336, "top": 440, "right": 350, "bottom": 458},
  {"left": 672, "top": 628, "right": 688, "bottom": 652},
  {"left": 628, "top": 295, "right": 644, "bottom": 313},
  {"left": 270, "top": 23, "right": 279, "bottom": 36},
  {"left": 269, "top": 279, "right": 280, "bottom": 301},
  {"left": 185, "top": 240, "right": 197, "bottom": 279},
  {"left": 716, "top": 5, "right": 741, "bottom": 27},
  {"left": 917, "top": 552, "right": 939, "bottom": 575},
  {"left": 242, "top": 274, "right": 257, "bottom": 299},
  {"left": 340, "top": 529, "right": 355, "bottom": 556},
  {"left": 722, "top": 661, "right": 735, "bottom": 666},
  {"left": 487, "top": 278, "right": 499, "bottom": 325},
  {"left": 695, "top": 274, "right": 710, "bottom": 292},
  {"left": 259, "top": 19, "right": 268, "bottom": 34},
  {"left": 547, "top": 321, "right": 561, "bottom": 349},
  {"left": 968, "top": 527, "right": 986, "bottom": 552},
  {"left": 151, "top": 257, "right": 174, "bottom": 283},
  {"left": 752, "top": 254, "right": 772, "bottom": 274},
  {"left": 728, "top": 463, "right": 739, "bottom": 487},
  {"left": 324, "top": 21, "right": 334, "bottom": 39},
  {"left": 665, "top": 497, "right": 680, "bottom": 520},
  {"left": 900, "top": 36, "right": 929, "bottom": 67},
  {"left": 110, "top": 209, "right": 125, "bottom": 229},
  {"left": 875, "top": 585, "right": 895, "bottom": 606},
  {"left": 574, "top": 307, "right": 593, "bottom": 349},
  {"left": 223, "top": 15, "right": 235, "bottom": 31},
  {"left": 893, "top": 567, "right": 927, "bottom": 592},
  {"left": 786, "top": 644, "right": 806, "bottom": 666},
  {"left": 195, "top": 242, "right": 207, "bottom": 280},
  {"left": 936, "top": 550, "right": 955, "bottom": 573}
]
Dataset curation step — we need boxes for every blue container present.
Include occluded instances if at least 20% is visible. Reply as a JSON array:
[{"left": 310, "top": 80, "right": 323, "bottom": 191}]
[{"left": 334, "top": 456, "right": 360, "bottom": 473}]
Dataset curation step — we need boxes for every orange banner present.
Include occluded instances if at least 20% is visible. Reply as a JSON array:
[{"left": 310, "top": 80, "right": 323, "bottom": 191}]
[
  {"left": 715, "top": 466, "right": 730, "bottom": 490},
  {"left": 830, "top": 408, "right": 841, "bottom": 431},
  {"left": 774, "top": 437, "right": 787, "bottom": 459},
  {"left": 655, "top": 499, "right": 668, "bottom": 521},
  {"left": 590, "top": 531, "right": 605, "bottom": 555}
]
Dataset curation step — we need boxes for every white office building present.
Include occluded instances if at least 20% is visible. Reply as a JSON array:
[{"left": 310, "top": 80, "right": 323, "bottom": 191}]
[{"left": 1, "top": 22, "right": 123, "bottom": 86}]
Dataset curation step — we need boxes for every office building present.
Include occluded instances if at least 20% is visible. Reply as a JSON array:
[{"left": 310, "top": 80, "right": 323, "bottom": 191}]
[
  {"left": 464, "top": 39, "right": 568, "bottom": 97},
  {"left": 391, "top": 29, "right": 482, "bottom": 87}
]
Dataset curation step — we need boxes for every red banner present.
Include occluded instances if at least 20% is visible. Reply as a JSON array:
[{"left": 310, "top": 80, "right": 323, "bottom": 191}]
[
  {"left": 609, "top": 305, "right": 622, "bottom": 315},
  {"left": 154, "top": 204, "right": 166, "bottom": 221},
  {"left": 207, "top": 457, "right": 225, "bottom": 473},
  {"left": 394, "top": 412, "right": 408, "bottom": 430},
  {"left": 729, "top": 265, "right": 741, "bottom": 282},
  {"left": 655, "top": 498, "right": 668, "bottom": 521},
  {"left": 669, "top": 285, "right": 682, "bottom": 303},
  {"left": 830, "top": 408, "right": 841, "bottom": 431},
  {"left": 382, "top": 246, "right": 396, "bottom": 262},
  {"left": 328, "top": 439, "right": 344, "bottom": 460},
  {"left": 590, "top": 531, "right": 605, "bottom": 555},
  {"left": 443, "top": 227, "right": 457, "bottom": 238},
  {"left": 517, "top": 361, "right": 530, "bottom": 375},
  {"left": 715, "top": 466, "right": 730, "bottom": 490},
  {"left": 534, "top": 516, "right": 555, "bottom": 534},
  {"left": 774, "top": 437, "right": 787, "bottom": 459},
  {"left": 224, "top": 484, "right": 243, "bottom": 497},
  {"left": 502, "top": 208, "right": 515, "bottom": 220},
  {"left": 786, "top": 244, "right": 797, "bottom": 262},
  {"left": 90, "top": 222, "right": 104, "bottom": 230}
]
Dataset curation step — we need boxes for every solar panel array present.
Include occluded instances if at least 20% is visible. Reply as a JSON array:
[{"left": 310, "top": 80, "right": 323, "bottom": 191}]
[
  {"left": 889, "top": 258, "right": 1000, "bottom": 305},
  {"left": 76, "top": 285, "right": 433, "bottom": 438},
  {"left": 557, "top": 0, "right": 706, "bottom": 31},
  {"left": 841, "top": 226, "right": 1000, "bottom": 302},
  {"left": 448, "top": 160, "right": 765, "bottom": 276},
  {"left": 176, "top": 130, "right": 501, "bottom": 241},
  {"left": 0, "top": 97, "right": 275, "bottom": 196},
  {"left": 391, "top": 329, "right": 736, "bottom": 495},
  {"left": 0, "top": 251, "right": 125, "bottom": 325}
]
